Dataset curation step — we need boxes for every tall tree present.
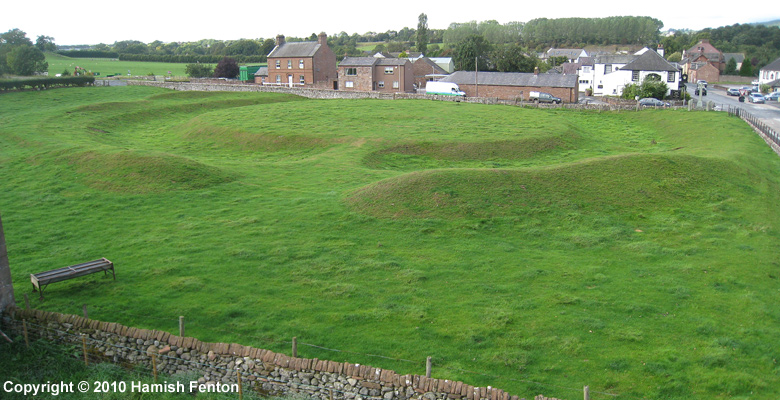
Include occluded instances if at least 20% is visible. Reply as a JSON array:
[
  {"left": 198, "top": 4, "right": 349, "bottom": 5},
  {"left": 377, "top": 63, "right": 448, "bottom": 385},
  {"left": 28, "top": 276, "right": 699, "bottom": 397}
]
[
  {"left": 35, "top": 35, "right": 56, "bottom": 52},
  {"left": 214, "top": 56, "right": 239, "bottom": 78},
  {"left": 6, "top": 45, "right": 48, "bottom": 75},
  {"left": 417, "top": 13, "right": 429, "bottom": 55},
  {"left": 453, "top": 34, "right": 492, "bottom": 71},
  {"left": 739, "top": 59, "right": 754, "bottom": 77},
  {"left": 724, "top": 57, "right": 738, "bottom": 75}
]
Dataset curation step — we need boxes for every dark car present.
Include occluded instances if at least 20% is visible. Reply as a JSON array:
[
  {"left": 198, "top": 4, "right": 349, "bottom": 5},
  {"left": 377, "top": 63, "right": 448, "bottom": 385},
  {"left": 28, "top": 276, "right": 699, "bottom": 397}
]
[
  {"left": 638, "top": 98, "right": 670, "bottom": 107},
  {"left": 695, "top": 87, "right": 707, "bottom": 96},
  {"left": 727, "top": 88, "right": 740, "bottom": 96}
]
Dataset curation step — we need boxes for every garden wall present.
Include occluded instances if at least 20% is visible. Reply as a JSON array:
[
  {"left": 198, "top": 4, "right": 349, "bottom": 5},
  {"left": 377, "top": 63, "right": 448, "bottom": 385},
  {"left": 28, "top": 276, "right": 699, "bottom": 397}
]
[{"left": 1, "top": 306, "right": 558, "bottom": 400}]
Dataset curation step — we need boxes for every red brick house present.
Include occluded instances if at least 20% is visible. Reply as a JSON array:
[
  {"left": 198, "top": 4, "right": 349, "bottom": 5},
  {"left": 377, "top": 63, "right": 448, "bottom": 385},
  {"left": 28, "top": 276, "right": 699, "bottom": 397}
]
[
  {"left": 688, "top": 62, "right": 720, "bottom": 85},
  {"left": 261, "top": 33, "right": 337, "bottom": 89},
  {"left": 682, "top": 39, "right": 725, "bottom": 81},
  {"left": 338, "top": 57, "right": 415, "bottom": 93},
  {"left": 412, "top": 57, "right": 449, "bottom": 90},
  {"left": 440, "top": 70, "right": 579, "bottom": 102}
]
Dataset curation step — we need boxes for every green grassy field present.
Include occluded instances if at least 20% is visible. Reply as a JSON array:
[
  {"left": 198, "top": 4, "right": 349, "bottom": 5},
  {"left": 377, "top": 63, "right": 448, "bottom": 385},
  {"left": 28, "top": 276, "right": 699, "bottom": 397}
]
[
  {"left": 1, "top": 86, "right": 780, "bottom": 400},
  {"left": 44, "top": 52, "right": 266, "bottom": 78}
]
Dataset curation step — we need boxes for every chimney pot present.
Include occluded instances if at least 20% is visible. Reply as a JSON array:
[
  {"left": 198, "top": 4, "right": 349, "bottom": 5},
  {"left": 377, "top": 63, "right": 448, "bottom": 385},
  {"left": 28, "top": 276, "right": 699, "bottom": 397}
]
[
  {"left": 534, "top": 67, "right": 539, "bottom": 75},
  {"left": 276, "top": 35, "right": 286, "bottom": 46}
]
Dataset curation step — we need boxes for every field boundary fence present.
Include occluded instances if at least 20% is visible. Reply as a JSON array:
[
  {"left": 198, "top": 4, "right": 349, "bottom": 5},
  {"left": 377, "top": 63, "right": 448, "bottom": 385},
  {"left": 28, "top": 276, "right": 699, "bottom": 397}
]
[{"left": 0, "top": 304, "right": 624, "bottom": 400}]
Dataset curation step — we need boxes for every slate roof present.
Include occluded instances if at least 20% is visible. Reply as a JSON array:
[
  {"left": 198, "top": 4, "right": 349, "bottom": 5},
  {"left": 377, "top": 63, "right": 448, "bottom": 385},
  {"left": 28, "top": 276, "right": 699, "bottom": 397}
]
[
  {"left": 546, "top": 48, "right": 586, "bottom": 59},
  {"left": 377, "top": 58, "right": 410, "bottom": 66},
  {"left": 253, "top": 67, "right": 268, "bottom": 76},
  {"left": 723, "top": 53, "right": 745, "bottom": 64},
  {"left": 762, "top": 57, "right": 780, "bottom": 71},
  {"left": 441, "top": 71, "right": 577, "bottom": 88},
  {"left": 339, "top": 57, "right": 378, "bottom": 66},
  {"left": 594, "top": 54, "right": 636, "bottom": 65},
  {"left": 619, "top": 50, "right": 679, "bottom": 72},
  {"left": 268, "top": 41, "right": 321, "bottom": 58}
]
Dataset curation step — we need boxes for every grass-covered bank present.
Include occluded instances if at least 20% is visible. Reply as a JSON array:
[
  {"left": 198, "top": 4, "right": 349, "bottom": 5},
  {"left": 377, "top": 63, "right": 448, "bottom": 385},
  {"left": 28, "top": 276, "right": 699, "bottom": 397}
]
[{"left": 1, "top": 86, "right": 779, "bottom": 399}]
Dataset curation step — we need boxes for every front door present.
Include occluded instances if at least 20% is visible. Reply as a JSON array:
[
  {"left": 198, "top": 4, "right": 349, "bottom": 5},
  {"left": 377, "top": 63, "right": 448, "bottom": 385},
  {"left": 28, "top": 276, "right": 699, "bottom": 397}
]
[{"left": 288, "top": 75, "right": 293, "bottom": 88}]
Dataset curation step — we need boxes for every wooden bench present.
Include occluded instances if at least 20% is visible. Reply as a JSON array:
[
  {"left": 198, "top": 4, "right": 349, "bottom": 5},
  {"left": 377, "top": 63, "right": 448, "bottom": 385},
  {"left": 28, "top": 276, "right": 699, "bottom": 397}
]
[{"left": 31, "top": 258, "right": 115, "bottom": 299}]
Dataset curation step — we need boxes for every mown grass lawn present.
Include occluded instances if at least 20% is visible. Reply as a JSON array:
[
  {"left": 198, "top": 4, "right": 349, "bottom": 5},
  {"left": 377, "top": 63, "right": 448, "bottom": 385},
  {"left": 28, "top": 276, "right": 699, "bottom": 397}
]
[{"left": 1, "top": 86, "right": 779, "bottom": 400}]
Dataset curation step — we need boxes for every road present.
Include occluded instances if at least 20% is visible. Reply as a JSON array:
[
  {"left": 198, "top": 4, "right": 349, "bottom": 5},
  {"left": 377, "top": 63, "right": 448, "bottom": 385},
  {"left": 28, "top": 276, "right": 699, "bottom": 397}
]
[{"left": 687, "top": 83, "right": 780, "bottom": 132}]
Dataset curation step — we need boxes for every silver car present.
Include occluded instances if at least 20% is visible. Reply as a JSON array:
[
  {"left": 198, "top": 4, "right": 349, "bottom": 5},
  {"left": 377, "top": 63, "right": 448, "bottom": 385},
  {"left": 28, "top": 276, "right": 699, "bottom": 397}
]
[{"left": 748, "top": 93, "right": 765, "bottom": 104}]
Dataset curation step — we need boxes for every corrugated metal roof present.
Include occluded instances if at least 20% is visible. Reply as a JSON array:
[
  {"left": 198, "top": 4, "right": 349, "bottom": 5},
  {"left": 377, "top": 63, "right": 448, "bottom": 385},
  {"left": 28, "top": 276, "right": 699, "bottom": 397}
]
[
  {"left": 441, "top": 71, "right": 577, "bottom": 88},
  {"left": 268, "top": 41, "right": 321, "bottom": 58}
]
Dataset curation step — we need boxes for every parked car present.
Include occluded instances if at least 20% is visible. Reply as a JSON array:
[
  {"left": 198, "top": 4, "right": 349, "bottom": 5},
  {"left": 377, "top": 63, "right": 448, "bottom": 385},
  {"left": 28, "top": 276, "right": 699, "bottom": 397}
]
[
  {"left": 764, "top": 92, "right": 780, "bottom": 101},
  {"left": 748, "top": 93, "right": 765, "bottom": 104},
  {"left": 529, "top": 91, "right": 562, "bottom": 104},
  {"left": 696, "top": 80, "right": 708, "bottom": 87},
  {"left": 695, "top": 87, "right": 707, "bottom": 96},
  {"left": 727, "top": 88, "right": 741, "bottom": 96},
  {"left": 638, "top": 98, "right": 670, "bottom": 107}
]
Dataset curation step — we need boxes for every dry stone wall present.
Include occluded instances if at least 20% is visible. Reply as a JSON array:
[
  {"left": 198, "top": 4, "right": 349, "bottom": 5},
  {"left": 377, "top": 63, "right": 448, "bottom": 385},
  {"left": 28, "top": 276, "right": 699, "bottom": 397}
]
[{"left": 2, "top": 306, "right": 543, "bottom": 400}]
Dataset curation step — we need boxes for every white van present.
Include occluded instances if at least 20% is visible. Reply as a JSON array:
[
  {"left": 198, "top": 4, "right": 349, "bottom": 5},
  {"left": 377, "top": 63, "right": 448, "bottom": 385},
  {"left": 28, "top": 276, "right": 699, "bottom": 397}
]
[{"left": 425, "top": 81, "right": 466, "bottom": 97}]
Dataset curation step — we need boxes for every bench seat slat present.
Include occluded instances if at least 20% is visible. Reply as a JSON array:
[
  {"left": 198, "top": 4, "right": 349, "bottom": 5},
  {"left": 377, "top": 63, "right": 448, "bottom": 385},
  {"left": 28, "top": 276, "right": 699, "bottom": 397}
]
[{"left": 31, "top": 258, "right": 113, "bottom": 291}]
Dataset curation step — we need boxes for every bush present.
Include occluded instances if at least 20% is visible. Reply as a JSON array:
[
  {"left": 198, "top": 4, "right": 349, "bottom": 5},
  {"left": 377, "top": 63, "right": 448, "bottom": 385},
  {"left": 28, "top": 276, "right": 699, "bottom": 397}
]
[
  {"left": 0, "top": 76, "right": 94, "bottom": 91},
  {"left": 57, "top": 50, "right": 119, "bottom": 59},
  {"left": 185, "top": 63, "right": 214, "bottom": 78},
  {"left": 214, "top": 57, "right": 239, "bottom": 79},
  {"left": 621, "top": 76, "right": 669, "bottom": 100}
]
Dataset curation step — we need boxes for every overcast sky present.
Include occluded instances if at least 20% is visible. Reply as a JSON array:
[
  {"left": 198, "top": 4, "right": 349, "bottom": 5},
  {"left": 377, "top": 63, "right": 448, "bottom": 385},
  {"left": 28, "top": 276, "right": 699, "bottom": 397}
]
[{"left": 2, "top": 1, "right": 777, "bottom": 45}]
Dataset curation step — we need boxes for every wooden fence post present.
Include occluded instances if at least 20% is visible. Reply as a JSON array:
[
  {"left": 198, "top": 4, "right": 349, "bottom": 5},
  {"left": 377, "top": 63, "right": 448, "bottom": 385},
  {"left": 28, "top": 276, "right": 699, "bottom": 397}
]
[
  {"left": 237, "top": 367, "right": 243, "bottom": 400},
  {"left": 24, "top": 293, "right": 30, "bottom": 310},
  {"left": 83, "top": 304, "right": 88, "bottom": 319},
  {"left": 22, "top": 319, "right": 29, "bottom": 348},
  {"left": 426, "top": 356, "right": 432, "bottom": 378},
  {"left": 81, "top": 334, "right": 88, "bottom": 366},
  {"left": 179, "top": 316, "right": 184, "bottom": 337},
  {"left": 292, "top": 337, "right": 297, "bottom": 358},
  {"left": 584, "top": 385, "right": 589, "bottom": 400}
]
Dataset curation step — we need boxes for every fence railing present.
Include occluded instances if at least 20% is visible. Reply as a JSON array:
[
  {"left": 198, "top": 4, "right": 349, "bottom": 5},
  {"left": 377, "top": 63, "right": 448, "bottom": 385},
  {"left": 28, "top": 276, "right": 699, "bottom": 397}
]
[{"left": 728, "top": 106, "right": 780, "bottom": 150}]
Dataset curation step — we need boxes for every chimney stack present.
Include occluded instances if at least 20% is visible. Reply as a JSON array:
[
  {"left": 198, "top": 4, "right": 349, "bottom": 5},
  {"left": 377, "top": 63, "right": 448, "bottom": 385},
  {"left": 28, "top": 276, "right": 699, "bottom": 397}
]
[
  {"left": 318, "top": 32, "right": 327, "bottom": 45},
  {"left": 276, "top": 35, "right": 286, "bottom": 46},
  {"left": 534, "top": 67, "right": 539, "bottom": 75},
  {"left": 657, "top": 44, "right": 664, "bottom": 58}
]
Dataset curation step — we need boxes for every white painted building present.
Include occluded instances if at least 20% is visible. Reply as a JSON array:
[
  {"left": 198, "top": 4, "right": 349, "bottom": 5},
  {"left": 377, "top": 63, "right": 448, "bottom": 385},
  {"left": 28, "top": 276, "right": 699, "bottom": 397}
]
[
  {"left": 587, "top": 48, "right": 680, "bottom": 97},
  {"left": 759, "top": 57, "right": 780, "bottom": 86}
]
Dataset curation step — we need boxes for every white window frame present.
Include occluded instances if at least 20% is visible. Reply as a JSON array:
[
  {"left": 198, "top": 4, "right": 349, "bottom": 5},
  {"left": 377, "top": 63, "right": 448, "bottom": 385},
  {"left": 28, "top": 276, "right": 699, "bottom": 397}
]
[
  {"left": 392, "top": 81, "right": 399, "bottom": 89},
  {"left": 275, "top": 60, "right": 280, "bottom": 69},
  {"left": 345, "top": 81, "right": 354, "bottom": 88},
  {"left": 384, "top": 67, "right": 394, "bottom": 74},
  {"left": 299, "top": 59, "right": 304, "bottom": 69},
  {"left": 299, "top": 75, "right": 305, "bottom": 84},
  {"left": 346, "top": 68, "right": 357, "bottom": 76},
  {"left": 378, "top": 81, "right": 385, "bottom": 88},
  {"left": 288, "top": 60, "right": 292, "bottom": 69}
]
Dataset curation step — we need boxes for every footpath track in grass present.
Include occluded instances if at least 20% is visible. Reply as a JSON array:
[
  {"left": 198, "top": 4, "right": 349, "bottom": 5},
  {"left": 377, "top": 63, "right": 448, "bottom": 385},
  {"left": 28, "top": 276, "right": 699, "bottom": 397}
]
[{"left": 1, "top": 86, "right": 780, "bottom": 399}]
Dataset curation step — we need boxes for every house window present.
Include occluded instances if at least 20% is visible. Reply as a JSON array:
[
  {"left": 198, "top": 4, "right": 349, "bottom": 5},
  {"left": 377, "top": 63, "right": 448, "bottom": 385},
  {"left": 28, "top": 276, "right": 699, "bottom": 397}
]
[
  {"left": 346, "top": 68, "right": 357, "bottom": 76},
  {"left": 299, "top": 60, "right": 304, "bottom": 69},
  {"left": 300, "top": 75, "right": 305, "bottom": 84},
  {"left": 605, "top": 65, "right": 612, "bottom": 74},
  {"left": 345, "top": 81, "right": 354, "bottom": 88},
  {"left": 667, "top": 71, "right": 675, "bottom": 82},
  {"left": 583, "top": 66, "right": 591, "bottom": 73},
  {"left": 276, "top": 60, "right": 280, "bottom": 69},
  {"left": 385, "top": 67, "right": 394, "bottom": 74},
  {"left": 579, "top": 79, "right": 590, "bottom": 84},
  {"left": 288, "top": 60, "right": 292, "bottom": 69},
  {"left": 378, "top": 81, "right": 385, "bottom": 88},
  {"left": 632, "top": 70, "right": 640, "bottom": 81},
  {"left": 393, "top": 81, "right": 399, "bottom": 89},
  {"left": 276, "top": 75, "right": 281, "bottom": 83}
]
